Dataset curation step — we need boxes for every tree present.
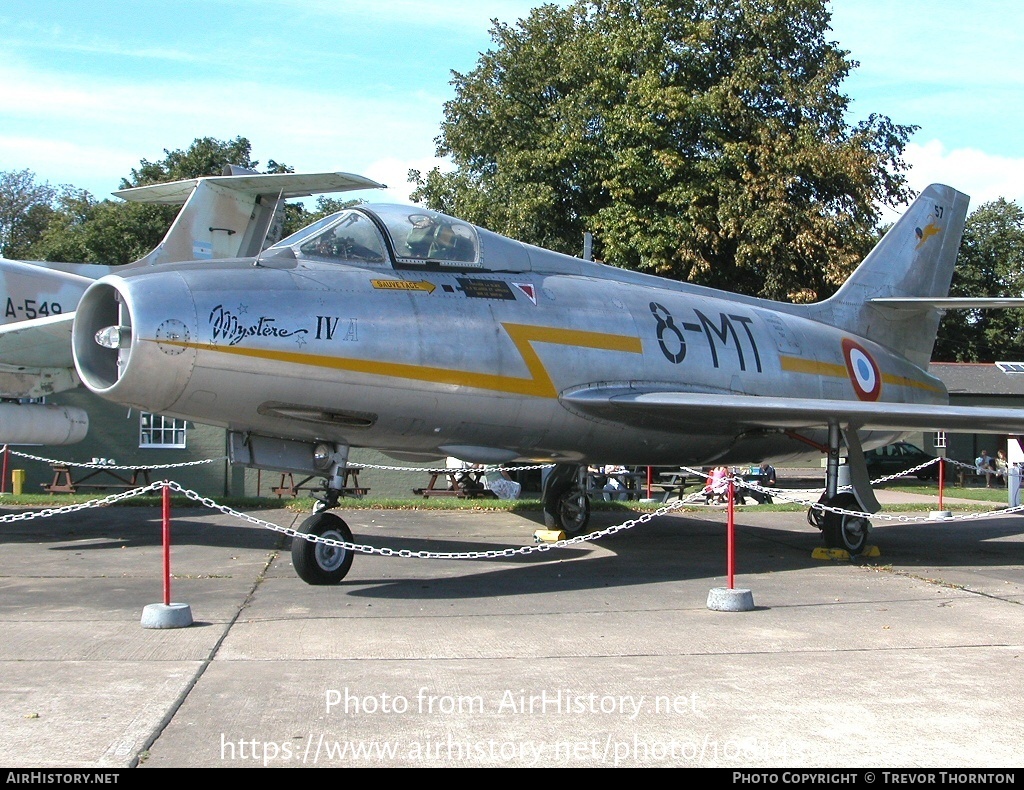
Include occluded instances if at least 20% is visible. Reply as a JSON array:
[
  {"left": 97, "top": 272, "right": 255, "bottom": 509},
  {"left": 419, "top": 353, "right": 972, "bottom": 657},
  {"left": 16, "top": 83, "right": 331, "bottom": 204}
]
[
  {"left": 0, "top": 170, "right": 61, "bottom": 258},
  {"left": 412, "top": 0, "right": 915, "bottom": 301},
  {"left": 933, "top": 199, "right": 1024, "bottom": 362},
  {"left": 280, "top": 197, "right": 366, "bottom": 239},
  {"left": 120, "top": 135, "right": 263, "bottom": 188},
  {"left": 29, "top": 191, "right": 175, "bottom": 266}
]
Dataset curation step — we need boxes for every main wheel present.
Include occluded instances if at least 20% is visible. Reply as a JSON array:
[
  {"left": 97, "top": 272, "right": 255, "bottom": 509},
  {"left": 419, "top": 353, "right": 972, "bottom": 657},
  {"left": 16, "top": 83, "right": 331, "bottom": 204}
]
[
  {"left": 291, "top": 512, "right": 355, "bottom": 585},
  {"left": 820, "top": 493, "right": 870, "bottom": 555},
  {"left": 556, "top": 488, "right": 591, "bottom": 535}
]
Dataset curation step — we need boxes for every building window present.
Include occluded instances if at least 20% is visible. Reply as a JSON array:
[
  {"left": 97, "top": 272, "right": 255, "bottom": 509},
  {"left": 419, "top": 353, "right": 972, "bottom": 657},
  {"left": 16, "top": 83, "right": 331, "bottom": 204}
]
[
  {"left": 934, "top": 431, "right": 947, "bottom": 449},
  {"left": 140, "top": 413, "right": 187, "bottom": 448}
]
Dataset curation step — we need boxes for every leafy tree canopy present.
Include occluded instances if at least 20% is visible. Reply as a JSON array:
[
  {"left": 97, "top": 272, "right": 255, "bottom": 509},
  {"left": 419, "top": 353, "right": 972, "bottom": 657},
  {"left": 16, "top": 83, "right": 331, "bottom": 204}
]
[
  {"left": 933, "top": 199, "right": 1024, "bottom": 362},
  {"left": 411, "top": 0, "right": 916, "bottom": 301},
  {"left": 0, "top": 170, "right": 65, "bottom": 259},
  {"left": 121, "top": 135, "right": 265, "bottom": 188}
]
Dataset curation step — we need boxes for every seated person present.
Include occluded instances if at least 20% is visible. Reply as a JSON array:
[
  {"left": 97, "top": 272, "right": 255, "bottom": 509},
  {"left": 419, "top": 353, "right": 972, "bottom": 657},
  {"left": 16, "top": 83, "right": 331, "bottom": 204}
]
[
  {"left": 405, "top": 214, "right": 438, "bottom": 258},
  {"left": 446, "top": 456, "right": 484, "bottom": 493},
  {"left": 976, "top": 450, "right": 995, "bottom": 487},
  {"left": 704, "top": 466, "right": 729, "bottom": 504},
  {"left": 485, "top": 468, "right": 521, "bottom": 500},
  {"left": 601, "top": 464, "right": 630, "bottom": 501},
  {"left": 994, "top": 450, "right": 1008, "bottom": 484},
  {"left": 749, "top": 462, "right": 777, "bottom": 504}
]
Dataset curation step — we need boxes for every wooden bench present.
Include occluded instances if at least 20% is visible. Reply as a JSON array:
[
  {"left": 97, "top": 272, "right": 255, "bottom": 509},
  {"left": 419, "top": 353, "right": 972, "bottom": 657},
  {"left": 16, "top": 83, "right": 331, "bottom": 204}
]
[
  {"left": 42, "top": 464, "right": 153, "bottom": 494},
  {"left": 956, "top": 467, "right": 1004, "bottom": 487}
]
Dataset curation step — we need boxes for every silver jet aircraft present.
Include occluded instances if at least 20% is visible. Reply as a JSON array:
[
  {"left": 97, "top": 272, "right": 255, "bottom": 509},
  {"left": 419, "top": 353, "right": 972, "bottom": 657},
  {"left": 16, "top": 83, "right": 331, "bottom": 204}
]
[{"left": 10, "top": 174, "right": 1024, "bottom": 583}]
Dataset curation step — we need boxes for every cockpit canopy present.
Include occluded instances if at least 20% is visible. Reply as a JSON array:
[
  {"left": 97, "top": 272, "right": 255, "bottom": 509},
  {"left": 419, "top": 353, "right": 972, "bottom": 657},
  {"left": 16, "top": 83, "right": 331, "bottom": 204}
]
[{"left": 272, "top": 205, "right": 482, "bottom": 268}]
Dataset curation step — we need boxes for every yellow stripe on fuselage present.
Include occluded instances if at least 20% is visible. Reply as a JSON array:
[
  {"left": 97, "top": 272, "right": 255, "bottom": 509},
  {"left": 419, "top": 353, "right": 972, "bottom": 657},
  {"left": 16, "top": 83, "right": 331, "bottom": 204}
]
[
  {"left": 779, "top": 354, "right": 943, "bottom": 395},
  {"left": 779, "top": 356, "right": 847, "bottom": 378},
  {"left": 153, "top": 322, "right": 643, "bottom": 399}
]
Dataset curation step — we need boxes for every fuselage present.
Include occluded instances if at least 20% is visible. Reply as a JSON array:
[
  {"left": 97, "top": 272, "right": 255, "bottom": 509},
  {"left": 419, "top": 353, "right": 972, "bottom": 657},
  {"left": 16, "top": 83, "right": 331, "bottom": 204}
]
[{"left": 71, "top": 204, "right": 946, "bottom": 466}]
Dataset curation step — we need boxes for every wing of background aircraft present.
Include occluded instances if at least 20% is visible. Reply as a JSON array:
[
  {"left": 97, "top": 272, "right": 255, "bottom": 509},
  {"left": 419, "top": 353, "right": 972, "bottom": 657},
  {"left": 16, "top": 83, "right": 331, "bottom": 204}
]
[{"left": 0, "top": 311, "right": 77, "bottom": 393}]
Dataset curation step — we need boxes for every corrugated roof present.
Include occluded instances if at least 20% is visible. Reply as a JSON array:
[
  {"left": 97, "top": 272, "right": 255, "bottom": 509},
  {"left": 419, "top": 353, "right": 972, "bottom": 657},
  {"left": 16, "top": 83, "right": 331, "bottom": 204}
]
[{"left": 928, "top": 362, "right": 1024, "bottom": 396}]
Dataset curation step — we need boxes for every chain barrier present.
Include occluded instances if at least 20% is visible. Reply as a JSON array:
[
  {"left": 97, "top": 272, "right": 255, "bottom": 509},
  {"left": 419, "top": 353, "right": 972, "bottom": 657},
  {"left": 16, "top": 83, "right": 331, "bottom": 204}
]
[
  {"left": 0, "top": 467, "right": 1019, "bottom": 559},
  {"left": 733, "top": 471, "right": 1024, "bottom": 524},
  {"left": 2, "top": 446, "right": 227, "bottom": 471},
  {"left": 0, "top": 481, "right": 169, "bottom": 523},
  {"left": 945, "top": 457, "right": 980, "bottom": 471},
  {"left": 166, "top": 481, "right": 707, "bottom": 559},
  {"left": 346, "top": 462, "right": 557, "bottom": 474},
  {"left": 0, "top": 445, "right": 551, "bottom": 476},
  {"left": 0, "top": 478, "right": 710, "bottom": 558}
]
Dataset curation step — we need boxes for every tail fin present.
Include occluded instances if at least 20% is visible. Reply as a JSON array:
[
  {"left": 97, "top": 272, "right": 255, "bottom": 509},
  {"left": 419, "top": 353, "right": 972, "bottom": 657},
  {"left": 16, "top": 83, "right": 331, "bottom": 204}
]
[
  {"left": 115, "top": 167, "right": 385, "bottom": 266},
  {"left": 801, "top": 184, "right": 970, "bottom": 369}
]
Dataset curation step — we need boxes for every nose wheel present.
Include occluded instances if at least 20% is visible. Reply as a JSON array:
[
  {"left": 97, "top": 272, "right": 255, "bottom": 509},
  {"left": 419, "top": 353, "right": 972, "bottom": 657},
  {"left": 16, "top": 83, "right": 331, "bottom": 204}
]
[{"left": 291, "top": 512, "right": 355, "bottom": 584}]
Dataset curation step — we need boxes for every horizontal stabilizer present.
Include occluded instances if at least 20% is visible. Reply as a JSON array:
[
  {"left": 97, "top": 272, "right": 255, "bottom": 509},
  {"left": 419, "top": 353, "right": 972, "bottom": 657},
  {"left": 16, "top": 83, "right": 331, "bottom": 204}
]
[{"left": 113, "top": 171, "right": 386, "bottom": 205}]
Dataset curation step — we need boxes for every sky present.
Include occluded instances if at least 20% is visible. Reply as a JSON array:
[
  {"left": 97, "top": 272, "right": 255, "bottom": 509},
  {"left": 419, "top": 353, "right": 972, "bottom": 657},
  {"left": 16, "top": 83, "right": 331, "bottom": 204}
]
[{"left": 1, "top": 0, "right": 1022, "bottom": 216}]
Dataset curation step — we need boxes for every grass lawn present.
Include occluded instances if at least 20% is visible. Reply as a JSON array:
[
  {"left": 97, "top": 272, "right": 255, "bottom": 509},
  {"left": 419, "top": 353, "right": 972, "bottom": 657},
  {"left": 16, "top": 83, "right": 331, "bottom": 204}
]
[
  {"left": 876, "top": 480, "right": 1012, "bottom": 503},
  {"left": 0, "top": 489, "right": 1002, "bottom": 515}
]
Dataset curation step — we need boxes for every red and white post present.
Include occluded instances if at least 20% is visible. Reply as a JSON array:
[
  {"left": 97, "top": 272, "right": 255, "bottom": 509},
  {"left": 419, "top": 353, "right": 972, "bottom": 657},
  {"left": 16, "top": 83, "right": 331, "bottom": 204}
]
[{"left": 141, "top": 482, "right": 194, "bottom": 628}]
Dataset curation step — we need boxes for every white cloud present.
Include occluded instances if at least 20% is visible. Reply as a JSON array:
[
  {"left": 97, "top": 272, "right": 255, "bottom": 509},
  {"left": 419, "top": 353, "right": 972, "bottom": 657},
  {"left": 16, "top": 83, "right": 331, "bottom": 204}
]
[
  {"left": 904, "top": 140, "right": 1024, "bottom": 210},
  {"left": 0, "top": 63, "right": 447, "bottom": 198},
  {"left": 239, "top": 0, "right": 543, "bottom": 33},
  {"left": 358, "top": 156, "right": 453, "bottom": 205}
]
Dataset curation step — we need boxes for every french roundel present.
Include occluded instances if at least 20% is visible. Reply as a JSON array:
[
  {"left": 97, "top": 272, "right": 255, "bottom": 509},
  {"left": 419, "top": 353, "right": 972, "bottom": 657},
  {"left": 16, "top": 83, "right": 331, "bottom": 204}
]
[{"left": 842, "top": 339, "right": 881, "bottom": 401}]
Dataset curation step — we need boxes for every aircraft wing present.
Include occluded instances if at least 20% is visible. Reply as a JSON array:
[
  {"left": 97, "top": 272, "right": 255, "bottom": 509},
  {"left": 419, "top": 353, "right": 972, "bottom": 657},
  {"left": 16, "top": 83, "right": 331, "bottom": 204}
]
[
  {"left": 870, "top": 297, "right": 1024, "bottom": 310},
  {"left": 562, "top": 388, "right": 1024, "bottom": 434},
  {"left": 0, "top": 312, "right": 76, "bottom": 368}
]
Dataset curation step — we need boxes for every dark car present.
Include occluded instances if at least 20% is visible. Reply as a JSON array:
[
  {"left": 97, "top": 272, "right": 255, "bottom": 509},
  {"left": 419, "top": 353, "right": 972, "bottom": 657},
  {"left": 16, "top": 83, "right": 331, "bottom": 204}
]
[{"left": 864, "top": 441, "right": 939, "bottom": 481}]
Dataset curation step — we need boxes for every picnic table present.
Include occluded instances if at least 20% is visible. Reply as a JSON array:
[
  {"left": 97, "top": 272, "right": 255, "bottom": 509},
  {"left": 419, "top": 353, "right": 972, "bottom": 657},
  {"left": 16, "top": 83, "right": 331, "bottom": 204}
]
[
  {"left": 272, "top": 467, "right": 369, "bottom": 499},
  {"left": 413, "top": 469, "right": 498, "bottom": 499},
  {"left": 585, "top": 469, "right": 644, "bottom": 500},
  {"left": 653, "top": 469, "right": 695, "bottom": 502},
  {"left": 42, "top": 464, "right": 153, "bottom": 494}
]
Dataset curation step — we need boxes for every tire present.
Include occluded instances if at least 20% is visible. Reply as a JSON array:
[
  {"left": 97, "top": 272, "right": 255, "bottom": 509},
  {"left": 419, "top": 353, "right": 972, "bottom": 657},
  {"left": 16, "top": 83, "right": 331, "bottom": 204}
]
[
  {"left": 820, "top": 493, "right": 869, "bottom": 555},
  {"left": 542, "top": 463, "right": 584, "bottom": 530},
  {"left": 557, "top": 488, "right": 591, "bottom": 535},
  {"left": 291, "top": 512, "right": 355, "bottom": 585},
  {"left": 806, "top": 506, "right": 824, "bottom": 530}
]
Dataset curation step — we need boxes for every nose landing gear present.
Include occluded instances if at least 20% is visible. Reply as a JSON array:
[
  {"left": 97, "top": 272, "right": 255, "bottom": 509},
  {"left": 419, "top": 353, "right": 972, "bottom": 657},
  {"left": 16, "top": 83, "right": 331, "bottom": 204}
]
[{"left": 291, "top": 443, "right": 357, "bottom": 584}]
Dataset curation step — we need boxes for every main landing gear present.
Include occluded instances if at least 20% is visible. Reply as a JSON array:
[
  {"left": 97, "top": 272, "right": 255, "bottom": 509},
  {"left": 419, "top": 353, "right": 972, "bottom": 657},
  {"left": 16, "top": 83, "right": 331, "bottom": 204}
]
[
  {"left": 811, "top": 492, "right": 870, "bottom": 555},
  {"left": 809, "top": 424, "right": 876, "bottom": 556},
  {"left": 542, "top": 463, "right": 591, "bottom": 535}
]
